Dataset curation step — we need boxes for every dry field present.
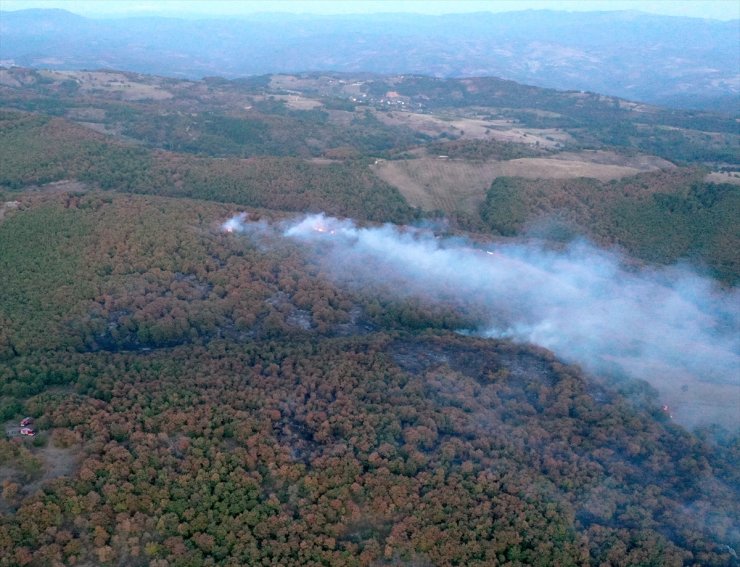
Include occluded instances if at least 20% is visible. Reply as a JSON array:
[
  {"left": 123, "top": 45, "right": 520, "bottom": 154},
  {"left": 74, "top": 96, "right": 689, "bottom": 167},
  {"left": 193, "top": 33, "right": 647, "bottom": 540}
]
[
  {"left": 372, "top": 151, "right": 673, "bottom": 214},
  {"left": 266, "top": 93, "right": 324, "bottom": 110},
  {"left": 38, "top": 70, "right": 174, "bottom": 101},
  {"left": 269, "top": 74, "right": 324, "bottom": 91},
  {"left": 285, "top": 96, "right": 324, "bottom": 110},
  {"left": 705, "top": 171, "right": 740, "bottom": 186},
  {"left": 374, "top": 110, "right": 573, "bottom": 148}
]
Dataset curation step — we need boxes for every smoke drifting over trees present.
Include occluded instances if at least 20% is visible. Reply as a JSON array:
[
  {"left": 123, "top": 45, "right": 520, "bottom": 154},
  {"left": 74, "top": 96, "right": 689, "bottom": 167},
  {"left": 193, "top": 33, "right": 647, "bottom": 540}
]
[{"left": 225, "top": 213, "right": 740, "bottom": 429}]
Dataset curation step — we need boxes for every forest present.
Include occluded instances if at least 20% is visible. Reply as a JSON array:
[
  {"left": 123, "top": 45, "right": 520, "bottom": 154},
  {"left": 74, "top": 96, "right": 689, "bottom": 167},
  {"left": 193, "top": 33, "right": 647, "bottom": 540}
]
[
  {"left": 0, "top": 66, "right": 738, "bottom": 566},
  {"left": 479, "top": 170, "right": 740, "bottom": 283}
]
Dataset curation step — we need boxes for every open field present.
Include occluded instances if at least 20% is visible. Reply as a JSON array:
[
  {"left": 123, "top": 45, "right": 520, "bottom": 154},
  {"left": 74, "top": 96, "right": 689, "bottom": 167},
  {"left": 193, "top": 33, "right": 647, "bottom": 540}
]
[
  {"left": 706, "top": 171, "right": 740, "bottom": 185},
  {"left": 372, "top": 150, "right": 674, "bottom": 214},
  {"left": 374, "top": 110, "right": 573, "bottom": 148},
  {"left": 38, "top": 70, "right": 174, "bottom": 101},
  {"left": 259, "top": 93, "right": 324, "bottom": 110}
]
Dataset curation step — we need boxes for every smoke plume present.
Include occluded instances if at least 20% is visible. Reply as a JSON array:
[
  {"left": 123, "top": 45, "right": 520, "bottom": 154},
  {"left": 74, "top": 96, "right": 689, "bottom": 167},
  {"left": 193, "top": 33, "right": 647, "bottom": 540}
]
[{"left": 224, "top": 213, "right": 740, "bottom": 430}]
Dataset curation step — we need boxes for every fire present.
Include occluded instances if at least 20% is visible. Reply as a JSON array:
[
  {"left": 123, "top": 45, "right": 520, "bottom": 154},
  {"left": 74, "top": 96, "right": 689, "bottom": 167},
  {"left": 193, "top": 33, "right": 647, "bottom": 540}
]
[
  {"left": 222, "top": 212, "right": 248, "bottom": 233},
  {"left": 313, "top": 224, "right": 335, "bottom": 235}
]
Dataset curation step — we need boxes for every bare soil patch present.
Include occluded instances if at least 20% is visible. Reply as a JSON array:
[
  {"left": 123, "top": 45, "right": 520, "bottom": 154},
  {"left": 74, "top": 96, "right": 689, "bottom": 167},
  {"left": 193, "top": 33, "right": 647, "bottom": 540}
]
[
  {"left": 36, "top": 444, "right": 78, "bottom": 481},
  {"left": 0, "top": 428, "right": 80, "bottom": 506},
  {"left": 10, "top": 444, "right": 80, "bottom": 500}
]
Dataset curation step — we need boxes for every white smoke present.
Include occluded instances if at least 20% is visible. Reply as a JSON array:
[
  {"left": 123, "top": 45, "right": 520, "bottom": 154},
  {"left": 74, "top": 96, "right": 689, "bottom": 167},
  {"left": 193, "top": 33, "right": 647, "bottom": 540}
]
[
  {"left": 222, "top": 212, "right": 248, "bottom": 233},
  {"left": 224, "top": 213, "right": 740, "bottom": 430}
]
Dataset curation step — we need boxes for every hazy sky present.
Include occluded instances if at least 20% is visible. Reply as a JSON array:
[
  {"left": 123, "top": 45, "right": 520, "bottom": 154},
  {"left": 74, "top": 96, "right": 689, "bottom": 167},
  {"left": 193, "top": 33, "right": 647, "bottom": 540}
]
[{"left": 1, "top": 0, "right": 738, "bottom": 20}]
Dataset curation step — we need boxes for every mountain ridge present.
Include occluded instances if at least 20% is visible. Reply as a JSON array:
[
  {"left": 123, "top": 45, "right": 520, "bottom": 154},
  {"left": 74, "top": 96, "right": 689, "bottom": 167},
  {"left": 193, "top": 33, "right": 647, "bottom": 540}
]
[{"left": 2, "top": 8, "right": 738, "bottom": 111}]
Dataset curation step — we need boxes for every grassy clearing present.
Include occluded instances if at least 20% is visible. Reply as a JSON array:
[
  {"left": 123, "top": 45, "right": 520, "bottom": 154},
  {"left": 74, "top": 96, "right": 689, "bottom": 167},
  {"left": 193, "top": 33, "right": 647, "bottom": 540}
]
[
  {"left": 39, "top": 70, "right": 174, "bottom": 101},
  {"left": 372, "top": 151, "right": 670, "bottom": 214},
  {"left": 375, "top": 110, "right": 573, "bottom": 148},
  {"left": 705, "top": 171, "right": 740, "bottom": 186}
]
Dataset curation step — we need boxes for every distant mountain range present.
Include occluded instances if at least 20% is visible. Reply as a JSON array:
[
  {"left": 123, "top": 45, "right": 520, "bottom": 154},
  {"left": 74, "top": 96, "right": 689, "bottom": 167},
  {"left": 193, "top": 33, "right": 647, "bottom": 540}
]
[{"left": 1, "top": 9, "right": 738, "bottom": 111}]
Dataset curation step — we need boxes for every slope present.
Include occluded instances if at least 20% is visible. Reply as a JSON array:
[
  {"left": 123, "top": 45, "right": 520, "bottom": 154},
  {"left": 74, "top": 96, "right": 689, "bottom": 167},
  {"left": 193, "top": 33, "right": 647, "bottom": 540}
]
[{"left": 0, "top": 190, "right": 737, "bottom": 566}]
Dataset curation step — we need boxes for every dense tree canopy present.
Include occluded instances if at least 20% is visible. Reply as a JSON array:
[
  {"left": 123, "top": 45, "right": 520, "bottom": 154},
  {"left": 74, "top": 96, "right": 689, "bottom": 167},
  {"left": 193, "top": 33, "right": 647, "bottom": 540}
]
[
  {"left": 0, "top": 193, "right": 738, "bottom": 566},
  {"left": 0, "top": 67, "right": 738, "bottom": 566},
  {"left": 480, "top": 170, "right": 740, "bottom": 283}
]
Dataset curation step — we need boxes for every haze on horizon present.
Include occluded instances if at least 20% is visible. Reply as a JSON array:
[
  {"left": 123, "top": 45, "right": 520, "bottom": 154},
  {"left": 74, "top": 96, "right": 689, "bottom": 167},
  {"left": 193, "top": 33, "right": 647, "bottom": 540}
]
[{"left": 1, "top": 0, "right": 738, "bottom": 20}]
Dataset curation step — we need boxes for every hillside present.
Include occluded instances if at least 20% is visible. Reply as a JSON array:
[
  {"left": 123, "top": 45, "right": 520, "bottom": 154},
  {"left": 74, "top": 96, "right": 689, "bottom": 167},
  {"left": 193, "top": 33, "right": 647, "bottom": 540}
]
[
  {"left": 478, "top": 170, "right": 740, "bottom": 283},
  {"left": 1, "top": 9, "right": 738, "bottom": 111},
  {"left": 2, "top": 67, "right": 738, "bottom": 281},
  {"left": 0, "top": 191, "right": 738, "bottom": 565},
  {"left": 0, "top": 66, "right": 738, "bottom": 566},
  {"left": 371, "top": 151, "right": 674, "bottom": 214}
]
